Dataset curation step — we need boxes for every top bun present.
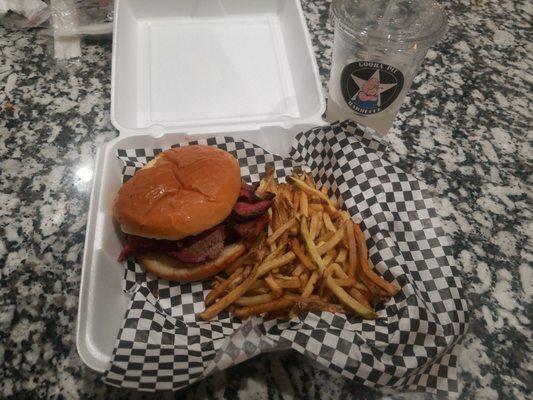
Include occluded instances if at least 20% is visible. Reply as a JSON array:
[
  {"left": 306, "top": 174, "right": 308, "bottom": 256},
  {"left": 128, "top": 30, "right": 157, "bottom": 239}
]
[{"left": 113, "top": 145, "right": 241, "bottom": 240}]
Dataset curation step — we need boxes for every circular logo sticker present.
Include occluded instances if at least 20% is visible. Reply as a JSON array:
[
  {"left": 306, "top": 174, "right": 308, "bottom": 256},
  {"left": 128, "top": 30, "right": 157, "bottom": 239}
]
[{"left": 340, "top": 61, "right": 404, "bottom": 115}]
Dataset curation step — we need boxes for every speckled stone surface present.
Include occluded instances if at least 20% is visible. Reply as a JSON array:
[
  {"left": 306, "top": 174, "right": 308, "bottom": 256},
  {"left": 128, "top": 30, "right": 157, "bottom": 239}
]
[{"left": 0, "top": 1, "right": 531, "bottom": 399}]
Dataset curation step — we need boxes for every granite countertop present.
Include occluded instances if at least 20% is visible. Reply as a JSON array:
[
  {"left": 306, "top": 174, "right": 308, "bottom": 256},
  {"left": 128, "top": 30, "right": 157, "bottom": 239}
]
[{"left": 0, "top": 0, "right": 530, "bottom": 399}]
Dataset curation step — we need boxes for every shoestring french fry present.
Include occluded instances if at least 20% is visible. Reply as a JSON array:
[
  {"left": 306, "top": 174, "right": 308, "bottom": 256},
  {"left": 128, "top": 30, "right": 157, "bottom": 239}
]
[
  {"left": 292, "top": 264, "right": 305, "bottom": 277},
  {"left": 321, "top": 253, "right": 335, "bottom": 271},
  {"left": 224, "top": 251, "right": 252, "bottom": 276},
  {"left": 269, "top": 243, "right": 288, "bottom": 260},
  {"left": 234, "top": 296, "right": 296, "bottom": 318},
  {"left": 235, "top": 293, "right": 276, "bottom": 306},
  {"left": 265, "top": 273, "right": 282, "bottom": 298},
  {"left": 300, "top": 191, "right": 309, "bottom": 217},
  {"left": 319, "top": 263, "right": 336, "bottom": 297},
  {"left": 317, "top": 226, "right": 345, "bottom": 255},
  {"left": 301, "top": 271, "right": 319, "bottom": 298},
  {"left": 274, "top": 277, "right": 301, "bottom": 289},
  {"left": 268, "top": 217, "right": 297, "bottom": 245},
  {"left": 353, "top": 224, "right": 399, "bottom": 296},
  {"left": 323, "top": 211, "right": 336, "bottom": 232},
  {"left": 205, "top": 267, "right": 244, "bottom": 306},
  {"left": 346, "top": 219, "right": 358, "bottom": 279},
  {"left": 300, "top": 218, "right": 327, "bottom": 274},
  {"left": 335, "top": 248, "right": 347, "bottom": 264},
  {"left": 295, "top": 297, "right": 346, "bottom": 314},
  {"left": 291, "top": 238, "right": 315, "bottom": 270},
  {"left": 293, "top": 190, "right": 300, "bottom": 210},
  {"left": 257, "top": 252, "right": 296, "bottom": 277},
  {"left": 317, "top": 230, "right": 335, "bottom": 244},
  {"left": 248, "top": 287, "right": 270, "bottom": 296},
  {"left": 348, "top": 287, "right": 372, "bottom": 309},
  {"left": 299, "top": 270, "right": 310, "bottom": 291},
  {"left": 308, "top": 203, "right": 322, "bottom": 212},
  {"left": 334, "top": 278, "right": 357, "bottom": 287},
  {"left": 309, "top": 213, "right": 321, "bottom": 240}
]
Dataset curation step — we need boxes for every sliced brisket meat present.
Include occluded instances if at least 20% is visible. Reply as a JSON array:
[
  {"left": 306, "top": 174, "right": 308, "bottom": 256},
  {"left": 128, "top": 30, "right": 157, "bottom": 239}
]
[
  {"left": 117, "top": 235, "right": 177, "bottom": 261},
  {"left": 169, "top": 225, "right": 226, "bottom": 263},
  {"left": 117, "top": 226, "right": 225, "bottom": 263},
  {"left": 117, "top": 242, "right": 135, "bottom": 262},
  {"left": 232, "top": 213, "right": 270, "bottom": 240},
  {"left": 231, "top": 198, "right": 274, "bottom": 221}
]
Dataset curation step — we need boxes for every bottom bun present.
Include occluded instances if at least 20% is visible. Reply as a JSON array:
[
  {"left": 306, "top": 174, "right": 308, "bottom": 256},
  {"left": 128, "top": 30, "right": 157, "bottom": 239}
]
[{"left": 137, "top": 243, "right": 247, "bottom": 283}]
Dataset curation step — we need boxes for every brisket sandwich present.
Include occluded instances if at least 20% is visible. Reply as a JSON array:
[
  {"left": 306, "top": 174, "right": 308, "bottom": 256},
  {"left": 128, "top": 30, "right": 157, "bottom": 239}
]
[{"left": 113, "top": 145, "right": 273, "bottom": 282}]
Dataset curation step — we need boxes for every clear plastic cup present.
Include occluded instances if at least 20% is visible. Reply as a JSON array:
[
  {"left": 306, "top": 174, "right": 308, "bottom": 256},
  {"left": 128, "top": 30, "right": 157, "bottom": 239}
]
[{"left": 326, "top": 0, "right": 447, "bottom": 135}]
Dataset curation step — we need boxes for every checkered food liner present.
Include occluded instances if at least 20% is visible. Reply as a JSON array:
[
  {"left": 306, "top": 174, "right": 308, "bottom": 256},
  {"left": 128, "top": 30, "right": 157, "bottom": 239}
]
[{"left": 103, "top": 120, "right": 468, "bottom": 396}]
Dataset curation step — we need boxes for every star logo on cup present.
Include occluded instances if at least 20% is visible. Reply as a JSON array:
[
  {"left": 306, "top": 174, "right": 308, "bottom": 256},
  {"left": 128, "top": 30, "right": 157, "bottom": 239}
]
[
  {"left": 340, "top": 61, "right": 404, "bottom": 115},
  {"left": 350, "top": 70, "right": 398, "bottom": 107}
]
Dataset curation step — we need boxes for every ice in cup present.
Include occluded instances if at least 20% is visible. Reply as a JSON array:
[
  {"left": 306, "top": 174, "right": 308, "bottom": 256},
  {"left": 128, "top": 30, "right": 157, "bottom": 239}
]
[{"left": 326, "top": 0, "right": 447, "bottom": 135}]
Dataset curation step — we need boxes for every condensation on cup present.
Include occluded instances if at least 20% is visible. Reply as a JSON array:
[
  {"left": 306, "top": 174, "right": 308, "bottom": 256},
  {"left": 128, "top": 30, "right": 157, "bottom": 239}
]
[{"left": 326, "top": 0, "right": 447, "bottom": 136}]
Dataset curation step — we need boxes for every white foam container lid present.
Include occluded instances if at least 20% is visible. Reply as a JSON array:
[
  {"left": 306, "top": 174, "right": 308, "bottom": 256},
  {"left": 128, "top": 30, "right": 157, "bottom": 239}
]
[{"left": 77, "top": 0, "right": 326, "bottom": 372}]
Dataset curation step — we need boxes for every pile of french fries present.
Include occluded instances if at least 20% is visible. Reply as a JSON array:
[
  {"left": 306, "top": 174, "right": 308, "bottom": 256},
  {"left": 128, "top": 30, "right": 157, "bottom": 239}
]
[{"left": 200, "top": 169, "right": 399, "bottom": 320}]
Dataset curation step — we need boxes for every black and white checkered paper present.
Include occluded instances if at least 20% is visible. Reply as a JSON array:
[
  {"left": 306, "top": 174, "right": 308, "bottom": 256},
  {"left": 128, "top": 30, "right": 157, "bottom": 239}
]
[{"left": 104, "top": 120, "right": 468, "bottom": 397}]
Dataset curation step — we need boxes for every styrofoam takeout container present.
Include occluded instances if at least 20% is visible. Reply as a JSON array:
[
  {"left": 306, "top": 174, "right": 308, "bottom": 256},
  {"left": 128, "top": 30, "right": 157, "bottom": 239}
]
[{"left": 77, "top": 0, "right": 326, "bottom": 372}]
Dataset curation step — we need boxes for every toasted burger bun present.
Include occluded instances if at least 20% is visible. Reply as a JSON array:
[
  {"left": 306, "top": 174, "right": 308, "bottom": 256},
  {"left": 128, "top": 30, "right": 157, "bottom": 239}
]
[
  {"left": 137, "top": 243, "right": 247, "bottom": 283},
  {"left": 113, "top": 145, "right": 241, "bottom": 240}
]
